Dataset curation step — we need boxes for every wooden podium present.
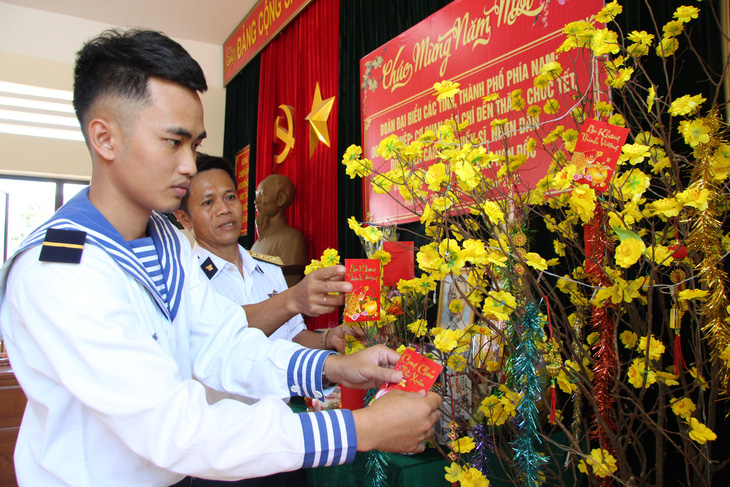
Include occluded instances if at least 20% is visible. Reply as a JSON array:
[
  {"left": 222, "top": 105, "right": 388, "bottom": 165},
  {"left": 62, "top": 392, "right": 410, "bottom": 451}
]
[{"left": 0, "top": 365, "right": 25, "bottom": 487}]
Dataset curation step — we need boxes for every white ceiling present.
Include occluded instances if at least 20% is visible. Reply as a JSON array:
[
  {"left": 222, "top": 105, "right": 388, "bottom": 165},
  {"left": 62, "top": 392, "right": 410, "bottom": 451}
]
[{"left": 1, "top": 0, "right": 257, "bottom": 45}]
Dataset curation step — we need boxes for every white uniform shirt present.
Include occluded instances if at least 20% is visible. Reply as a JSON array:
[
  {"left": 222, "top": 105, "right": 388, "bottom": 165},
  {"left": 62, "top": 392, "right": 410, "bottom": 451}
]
[
  {"left": 0, "top": 189, "right": 356, "bottom": 486},
  {"left": 192, "top": 243, "right": 305, "bottom": 342}
]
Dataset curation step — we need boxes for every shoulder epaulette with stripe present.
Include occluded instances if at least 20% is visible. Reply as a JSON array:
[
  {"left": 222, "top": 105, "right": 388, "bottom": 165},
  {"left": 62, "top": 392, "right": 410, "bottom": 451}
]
[
  {"left": 248, "top": 251, "right": 284, "bottom": 266},
  {"left": 39, "top": 228, "right": 87, "bottom": 264}
]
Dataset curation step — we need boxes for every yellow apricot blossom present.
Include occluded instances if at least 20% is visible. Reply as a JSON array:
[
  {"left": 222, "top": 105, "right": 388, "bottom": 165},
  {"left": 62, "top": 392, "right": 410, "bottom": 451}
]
[
  {"left": 615, "top": 237, "right": 646, "bottom": 268},
  {"left": 669, "top": 94, "right": 706, "bottom": 116},
  {"left": 449, "top": 436, "right": 476, "bottom": 454},
  {"left": 433, "top": 80, "right": 460, "bottom": 100},
  {"left": 578, "top": 449, "right": 618, "bottom": 478},
  {"left": 688, "top": 418, "right": 717, "bottom": 444},
  {"left": 676, "top": 186, "right": 711, "bottom": 211},
  {"left": 670, "top": 397, "right": 696, "bottom": 419},
  {"left": 637, "top": 334, "right": 665, "bottom": 360}
]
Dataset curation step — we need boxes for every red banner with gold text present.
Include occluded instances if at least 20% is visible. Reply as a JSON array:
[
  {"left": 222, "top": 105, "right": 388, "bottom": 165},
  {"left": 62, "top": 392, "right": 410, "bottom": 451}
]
[
  {"left": 235, "top": 145, "right": 251, "bottom": 236},
  {"left": 360, "top": 0, "right": 604, "bottom": 224},
  {"left": 224, "top": 0, "right": 312, "bottom": 85}
]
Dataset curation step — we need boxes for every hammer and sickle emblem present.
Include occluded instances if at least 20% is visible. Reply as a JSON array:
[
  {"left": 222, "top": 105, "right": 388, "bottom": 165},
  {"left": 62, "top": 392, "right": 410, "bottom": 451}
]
[{"left": 274, "top": 104, "right": 295, "bottom": 164}]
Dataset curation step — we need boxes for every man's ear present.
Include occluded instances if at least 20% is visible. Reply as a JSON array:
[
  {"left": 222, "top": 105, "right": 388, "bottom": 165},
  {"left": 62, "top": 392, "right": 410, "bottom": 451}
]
[
  {"left": 87, "top": 117, "right": 117, "bottom": 161},
  {"left": 174, "top": 209, "right": 192, "bottom": 230},
  {"left": 276, "top": 190, "right": 288, "bottom": 208}
]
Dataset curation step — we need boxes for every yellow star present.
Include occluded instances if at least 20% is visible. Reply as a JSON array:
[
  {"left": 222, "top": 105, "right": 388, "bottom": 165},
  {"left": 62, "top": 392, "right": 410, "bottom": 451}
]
[{"left": 305, "top": 82, "right": 335, "bottom": 157}]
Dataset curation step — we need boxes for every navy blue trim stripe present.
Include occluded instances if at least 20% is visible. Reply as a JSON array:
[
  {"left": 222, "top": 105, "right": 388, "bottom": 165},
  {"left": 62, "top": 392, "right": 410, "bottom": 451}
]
[
  {"left": 297, "top": 409, "right": 356, "bottom": 468},
  {"left": 287, "top": 348, "right": 335, "bottom": 398},
  {"left": 11, "top": 189, "right": 185, "bottom": 321}
]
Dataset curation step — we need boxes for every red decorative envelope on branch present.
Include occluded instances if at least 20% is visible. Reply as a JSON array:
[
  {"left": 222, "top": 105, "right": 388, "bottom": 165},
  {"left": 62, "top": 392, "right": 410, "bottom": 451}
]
[
  {"left": 569, "top": 119, "right": 629, "bottom": 192},
  {"left": 372, "top": 349, "right": 443, "bottom": 403},
  {"left": 344, "top": 259, "right": 381, "bottom": 322},
  {"left": 382, "top": 241, "right": 415, "bottom": 287}
]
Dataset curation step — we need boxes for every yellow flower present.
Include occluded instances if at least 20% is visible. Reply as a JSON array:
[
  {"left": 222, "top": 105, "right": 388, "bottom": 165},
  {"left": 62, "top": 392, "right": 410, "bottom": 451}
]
[
  {"left": 448, "top": 299, "right": 465, "bottom": 315},
  {"left": 540, "top": 61, "right": 563, "bottom": 80},
  {"left": 608, "top": 67, "right": 633, "bottom": 89},
  {"left": 669, "top": 95, "right": 707, "bottom": 117},
  {"left": 482, "top": 290, "right": 517, "bottom": 321},
  {"left": 595, "top": 0, "right": 622, "bottom": 23},
  {"left": 619, "top": 144, "right": 651, "bottom": 165},
  {"left": 670, "top": 397, "right": 696, "bottom": 419},
  {"left": 425, "top": 162, "right": 448, "bottom": 192},
  {"left": 578, "top": 449, "right": 617, "bottom": 477},
  {"left": 304, "top": 259, "right": 323, "bottom": 275},
  {"left": 568, "top": 184, "right": 597, "bottom": 223},
  {"left": 377, "top": 134, "right": 404, "bottom": 160},
  {"left": 648, "top": 244, "right": 674, "bottom": 266},
  {"left": 608, "top": 113, "right": 626, "bottom": 126},
  {"left": 688, "top": 418, "right": 717, "bottom": 444},
  {"left": 674, "top": 5, "right": 700, "bottom": 23},
  {"left": 637, "top": 334, "right": 665, "bottom": 360},
  {"left": 628, "top": 30, "right": 654, "bottom": 45},
  {"left": 646, "top": 197, "right": 683, "bottom": 218},
  {"left": 646, "top": 85, "right": 656, "bottom": 112},
  {"left": 620, "top": 330, "right": 638, "bottom": 349},
  {"left": 447, "top": 353, "right": 467, "bottom": 372},
  {"left": 343, "top": 145, "right": 372, "bottom": 179},
  {"left": 479, "top": 395, "right": 514, "bottom": 426},
  {"left": 482, "top": 92, "right": 500, "bottom": 103},
  {"left": 543, "top": 99, "right": 560, "bottom": 114},
  {"left": 481, "top": 201, "right": 505, "bottom": 225},
  {"left": 663, "top": 20, "right": 684, "bottom": 37},
  {"left": 678, "top": 119, "right": 711, "bottom": 147},
  {"left": 434, "top": 80, "right": 460, "bottom": 100},
  {"left": 404, "top": 319, "right": 427, "bottom": 338},
  {"left": 676, "top": 186, "right": 711, "bottom": 211},
  {"left": 433, "top": 328, "right": 460, "bottom": 352},
  {"left": 616, "top": 168, "right": 650, "bottom": 201},
  {"left": 439, "top": 239, "right": 466, "bottom": 275},
  {"left": 556, "top": 365, "right": 578, "bottom": 394},
  {"left": 510, "top": 89, "right": 525, "bottom": 110},
  {"left": 524, "top": 252, "right": 548, "bottom": 271},
  {"left": 594, "top": 101, "right": 613, "bottom": 118},
  {"left": 458, "top": 467, "right": 489, "bottom": 487},
  {"left": 678, "top": 289, "right": 709, "bottom": 301},
  {"left": 591, "top": 28, "right": 620, "bottom": 56},
  {"left": 321, "top": 248, "right": 340, "bottom": 266},
  {"left": 444, "top": 462, "right": 461, "bottom": 484},
  {"left": 628, "top": 358, "right": 657, "bottom": 388},
  {"left": 449, "top": 436, "right": 476, "bottom": 454},
  {"left": 656, "top": 36, "right": 679, "bottom": 57},
  {"left": 444, "top": 462, "right": 462, "bottom": 483},
  {"left": 583, "top": 448, "right": 618, "bottom": 478},
  {"left": 615, "top": 237, "right": 646, "bottom": 268}
]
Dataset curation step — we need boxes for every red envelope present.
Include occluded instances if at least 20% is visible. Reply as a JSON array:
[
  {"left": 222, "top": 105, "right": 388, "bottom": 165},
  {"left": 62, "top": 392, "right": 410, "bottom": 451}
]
[
  {"left": 372, "top": 349, "right": 443, "bottom": 403},
  {"left": 382, "top": 241, "right": 415, "bottom": 286},
  {"left": 570, "top": 118, "right": 629, "bottom": 193},
  {"left": 344, "top": 259, "right": 381, "bottom": 322}
]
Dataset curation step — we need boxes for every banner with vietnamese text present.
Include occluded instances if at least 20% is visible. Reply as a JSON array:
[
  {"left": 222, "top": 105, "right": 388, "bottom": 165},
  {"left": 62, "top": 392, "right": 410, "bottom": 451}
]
[
  {"left": 224, "top": 0, "right": 312, "bottom": 85},
  {"left": 360, "top": 0, "right": 604, "bottom": 224}
]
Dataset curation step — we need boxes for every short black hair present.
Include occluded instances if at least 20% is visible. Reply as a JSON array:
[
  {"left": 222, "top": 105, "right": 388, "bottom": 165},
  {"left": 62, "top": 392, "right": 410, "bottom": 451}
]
[
  {"left": 73, "top": 29, "right": 207, "bottom": 133},
  {"left": 179, "top": 153, "right": 237, "bottom": 212}
]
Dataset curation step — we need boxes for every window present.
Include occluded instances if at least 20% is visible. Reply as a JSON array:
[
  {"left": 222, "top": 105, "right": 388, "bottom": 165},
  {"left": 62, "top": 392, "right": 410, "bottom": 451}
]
[{"left": 0, "top": 176, "right": 88, "bottom": 262}]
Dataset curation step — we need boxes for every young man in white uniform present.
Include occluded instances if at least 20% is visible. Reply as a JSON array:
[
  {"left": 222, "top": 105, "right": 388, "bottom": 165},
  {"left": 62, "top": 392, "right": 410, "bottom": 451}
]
[{"left": 0, "top": 29, "right": 441, "bottom": 486}]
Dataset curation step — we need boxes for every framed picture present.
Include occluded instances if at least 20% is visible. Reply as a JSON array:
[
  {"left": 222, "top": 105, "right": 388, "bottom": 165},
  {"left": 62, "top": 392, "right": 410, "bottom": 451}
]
[{"left": 437, "top": 270, "right": 474, "bottom": 330}]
